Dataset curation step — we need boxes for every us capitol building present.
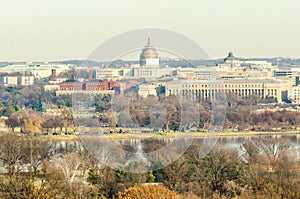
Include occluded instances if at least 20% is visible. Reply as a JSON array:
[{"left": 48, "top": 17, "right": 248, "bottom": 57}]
[{"left": 133, "top": 38, "right": 174, "bottom": 78}]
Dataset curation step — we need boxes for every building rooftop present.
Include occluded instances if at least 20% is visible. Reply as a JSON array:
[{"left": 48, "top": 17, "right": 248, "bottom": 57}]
[
  {"left": 65, "top": 79, "right": 80, "bottom": 83},
  {"left": 165, "top": 78, "right": 284, "bottom": 85},
  {"left": 88, "top": 79, "right": 104, "bottom": 82}
]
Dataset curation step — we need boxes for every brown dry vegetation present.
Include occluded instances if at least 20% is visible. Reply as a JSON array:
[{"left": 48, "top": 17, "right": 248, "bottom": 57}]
[{"left": 1, "top": 132, "right": 300, "bottom": 198}]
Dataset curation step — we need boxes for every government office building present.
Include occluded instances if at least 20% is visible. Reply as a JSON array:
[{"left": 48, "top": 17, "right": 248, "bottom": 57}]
[{"left": 162, "top": 79, "right": 292, "bottom": 103}]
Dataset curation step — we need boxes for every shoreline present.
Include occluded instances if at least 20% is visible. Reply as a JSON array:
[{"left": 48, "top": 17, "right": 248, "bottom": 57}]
[{"left": 32, "top": 130, "right": 300, "bottom": 140}]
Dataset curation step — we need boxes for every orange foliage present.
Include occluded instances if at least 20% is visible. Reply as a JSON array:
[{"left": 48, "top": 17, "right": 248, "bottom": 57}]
[{"left": 116, "top": 185, "right": 179, "bottom": 199}]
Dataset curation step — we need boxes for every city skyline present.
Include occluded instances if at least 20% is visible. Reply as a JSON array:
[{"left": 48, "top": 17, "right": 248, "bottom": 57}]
[{"left": 1, "top": 0, "right": 300, "bottom": 61}]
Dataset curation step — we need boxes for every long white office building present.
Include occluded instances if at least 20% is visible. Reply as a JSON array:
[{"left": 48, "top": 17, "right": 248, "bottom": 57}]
[{"left": 163, "top": 79, "right": 292, "bottom": 103}]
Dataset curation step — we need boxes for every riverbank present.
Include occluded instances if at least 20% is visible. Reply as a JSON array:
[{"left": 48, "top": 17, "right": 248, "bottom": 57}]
[
  {"left": 32, "top": 129, "right": 300, "bottom": 141},
  {"left": 101, "top": 130, "right": 300, "bottom": 139}
]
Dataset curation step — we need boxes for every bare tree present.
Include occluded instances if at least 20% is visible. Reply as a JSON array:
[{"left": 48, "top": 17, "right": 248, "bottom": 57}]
[
  {"left": 22, "top": 138, "right": 56, "bottom": 174},
  {"left": 200, "top": 148, "right": 243, "bottom": 197},
  {"left": 0, "top": 133, "right": 74, "bottom": 199},
  {"left": 0, "top": 133, "right": 25, "bottom": 175},
  {"left": 161, "top": 155, "right": 189, "bottom": 193},
  {"left": 52, "top": 152, "right": 83, "bottom": 185},
  {"left": 240, "top": 141, "right": 260, "bottom": 167},
  {"left": 257, "top": 138, "right": 291, "bottom": 170}
]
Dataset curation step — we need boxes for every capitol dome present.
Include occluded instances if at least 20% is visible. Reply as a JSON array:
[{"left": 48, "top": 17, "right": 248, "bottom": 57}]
[{"left": 139, "top": 38, "right": 159, "bottom": 66}]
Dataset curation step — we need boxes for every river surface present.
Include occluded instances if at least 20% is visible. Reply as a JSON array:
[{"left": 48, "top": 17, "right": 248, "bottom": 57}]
[
  {"left": 119, "top": 134, "right": 299, "bottom": 153},
  {"left": 76, "top": 133, "right": 300, "bottom": 168},
  {"left": 110, "top": 134, "right": 300, "bottom": 147}
]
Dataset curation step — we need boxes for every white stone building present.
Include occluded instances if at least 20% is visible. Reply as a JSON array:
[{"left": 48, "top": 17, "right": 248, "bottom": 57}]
[
  {"left": 163, "top": 79, "right": 292, "bottom": 103},
  {"left": 138, "top": 84, "right": 158, "bottom": 98},
  {"left": 0, "top": 75, "right": 35, "bottom": 86}
]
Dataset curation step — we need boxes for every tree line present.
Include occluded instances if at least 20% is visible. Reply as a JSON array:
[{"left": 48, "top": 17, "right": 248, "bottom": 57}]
[
  {"left": 4, "top": 108, "right": 74, "bottom": 135},
  {"left": 3, "top": 94, "right": 300, "bottom": 135},
  {"left": 1, "top": 133, "right": 300, "bottom": 198}
]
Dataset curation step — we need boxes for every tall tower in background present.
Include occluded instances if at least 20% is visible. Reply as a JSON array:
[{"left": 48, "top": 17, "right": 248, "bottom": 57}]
[{"left": 51, "top": 69, "right": 56, "bottom": 80}]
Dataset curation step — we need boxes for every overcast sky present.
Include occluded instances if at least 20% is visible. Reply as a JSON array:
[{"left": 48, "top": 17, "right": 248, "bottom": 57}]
[{"left": 1, "top": 0, "right": 299, "bottom": 61}]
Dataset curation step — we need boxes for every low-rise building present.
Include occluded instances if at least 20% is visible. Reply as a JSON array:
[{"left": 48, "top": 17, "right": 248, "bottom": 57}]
[
  {"left": 0, "top": 75, "right": 35, "bottom": 86},
  {"left": 44, "top": 79, "right": 119, "bottom": 96},
  {"left": 0, "top": 62, "right": 69, "bottom": 78},
  {"left": 138, "top": 84, "right": 158, "bottom": 98},
  {"left": 44, "top": 84, "right": 61, "bottom": 91}
]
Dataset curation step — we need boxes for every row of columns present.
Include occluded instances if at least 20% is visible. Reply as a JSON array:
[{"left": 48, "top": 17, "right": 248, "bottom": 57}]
[{"left": 168, "top": 88, "right": 278, "bottom": 100}]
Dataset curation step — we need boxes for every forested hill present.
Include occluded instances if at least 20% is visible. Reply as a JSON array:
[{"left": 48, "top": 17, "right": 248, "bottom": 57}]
[{"left": 1, "top": 57, "right": 300, "bottom": 68}]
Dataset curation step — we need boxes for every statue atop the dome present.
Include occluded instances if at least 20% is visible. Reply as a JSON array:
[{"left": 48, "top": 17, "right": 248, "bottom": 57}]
[{"left": 147, "top": 38, "right": 151, "bottom": 46}]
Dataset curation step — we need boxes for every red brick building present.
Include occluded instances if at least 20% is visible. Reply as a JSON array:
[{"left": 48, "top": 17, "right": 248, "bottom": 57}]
[
  {"left": 59, "top": 79, "right": 119, "bottom": 91},
  {"left": 84, "top": 80, "right": 109, "bottom": 90},
  {"left": 59, "top": 80, "right": 84, "bottom": 90},
  {"left": 105, "top": 80, "right": 119, "bottom": 90}
]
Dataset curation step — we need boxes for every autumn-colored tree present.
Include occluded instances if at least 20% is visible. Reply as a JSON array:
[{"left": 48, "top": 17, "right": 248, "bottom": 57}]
[
  {"left": 116, "top": 185, "right": 179, "bottom": 199},
  {"left": 23, "top": 111, "right": 44, "bottom": 134},
  {"left": 7, "top": 109, "right": 44, "bottom": 134}
]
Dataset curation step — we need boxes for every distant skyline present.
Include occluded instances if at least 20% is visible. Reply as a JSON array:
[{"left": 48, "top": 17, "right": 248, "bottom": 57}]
[{"left": 1, "top": 0, "right": 300, "bottom": 61}]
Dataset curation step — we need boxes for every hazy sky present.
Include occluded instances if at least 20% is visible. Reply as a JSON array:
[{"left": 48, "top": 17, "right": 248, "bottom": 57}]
[{"left": 1, "top": 0, "right": 300, "bottom": 61}]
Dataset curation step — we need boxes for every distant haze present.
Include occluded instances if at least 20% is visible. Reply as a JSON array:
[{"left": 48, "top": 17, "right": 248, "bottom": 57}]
[{"left": 1, "top": 0, "right": 300, "bottom": 61}]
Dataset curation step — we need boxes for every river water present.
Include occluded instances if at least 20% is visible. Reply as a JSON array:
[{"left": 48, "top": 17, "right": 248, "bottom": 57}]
[
  {"left": 111, "top": 134, "right": 300, "bottom": 148},
  {"left": 76, "top": 133, "right": 300, "bottom": 168},
  {"left": 139, "top": 133, "right": 298, "bottom": 158}
]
